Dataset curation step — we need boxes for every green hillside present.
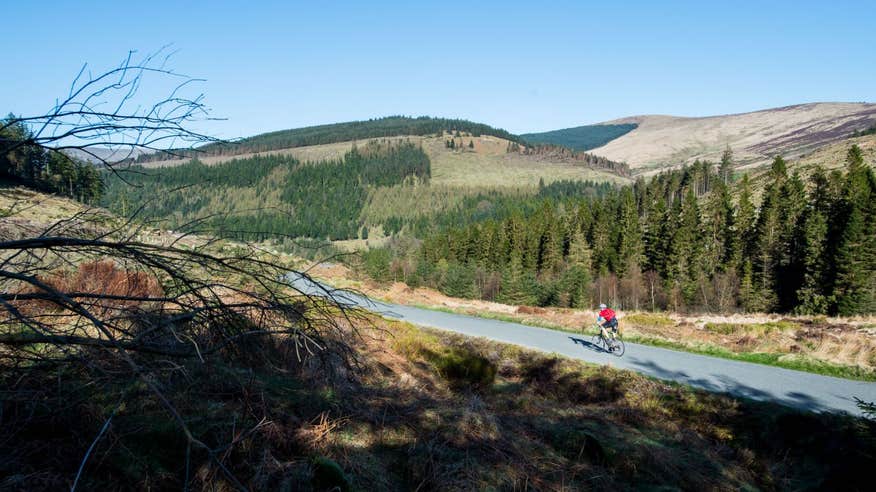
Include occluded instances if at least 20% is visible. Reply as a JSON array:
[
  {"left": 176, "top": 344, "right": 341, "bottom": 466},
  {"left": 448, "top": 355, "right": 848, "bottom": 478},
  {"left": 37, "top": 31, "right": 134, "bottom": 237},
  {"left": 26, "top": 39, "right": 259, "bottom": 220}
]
[
  {"left": 138, "top": 116, "right": 524, "bottom": 163},
  {"left": 105, "top": 141, "right": 430, "bottom": 240},
  {"left": 521, "top": 123, "right": 638, "bottom": 151}
]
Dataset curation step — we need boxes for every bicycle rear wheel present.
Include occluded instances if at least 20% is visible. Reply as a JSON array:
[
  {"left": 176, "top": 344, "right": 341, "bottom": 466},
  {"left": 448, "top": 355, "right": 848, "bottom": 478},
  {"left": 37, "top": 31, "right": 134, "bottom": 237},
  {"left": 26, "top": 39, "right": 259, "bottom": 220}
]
[{"left": 611, "top": 338, "right": 625, "bottom": 357}]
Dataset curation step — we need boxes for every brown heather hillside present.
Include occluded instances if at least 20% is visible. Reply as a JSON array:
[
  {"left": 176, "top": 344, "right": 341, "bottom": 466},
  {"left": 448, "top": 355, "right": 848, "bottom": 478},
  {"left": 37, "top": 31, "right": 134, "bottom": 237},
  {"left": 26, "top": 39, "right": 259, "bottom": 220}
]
[
  {"left": 781, "top": 132, "right": 876, "bottom": 174},
  {"left": 591, "top": 102, "right": 876, "bottom": 174},
  {"left": 745, "top": 133, "right": 876, "bottom": 199}
]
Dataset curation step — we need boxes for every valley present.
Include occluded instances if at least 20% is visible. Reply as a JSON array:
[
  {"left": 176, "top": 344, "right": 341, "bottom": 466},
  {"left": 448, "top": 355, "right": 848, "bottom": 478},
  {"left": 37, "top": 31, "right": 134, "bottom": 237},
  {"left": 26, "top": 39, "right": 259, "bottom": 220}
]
[
  {"left": 4, "top": 4, "right": 876, "bottom": 489},
  {"left": 1, "top": 186, "right": 874, "bottom": 490}
]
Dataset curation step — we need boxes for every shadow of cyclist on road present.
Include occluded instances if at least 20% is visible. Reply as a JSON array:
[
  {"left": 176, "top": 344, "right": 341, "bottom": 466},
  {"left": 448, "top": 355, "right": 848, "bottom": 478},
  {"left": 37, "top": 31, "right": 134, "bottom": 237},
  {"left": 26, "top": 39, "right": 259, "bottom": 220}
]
[{"left": 569, "top": 336, "right": 609, "bottom": 353}]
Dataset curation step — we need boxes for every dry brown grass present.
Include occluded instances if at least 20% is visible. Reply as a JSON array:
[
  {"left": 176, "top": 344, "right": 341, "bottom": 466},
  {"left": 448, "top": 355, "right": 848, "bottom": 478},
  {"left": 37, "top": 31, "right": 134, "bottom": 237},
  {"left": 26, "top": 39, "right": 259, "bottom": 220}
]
[
  {"left": 38, "top": 260, "right": 163, "bottom": 306},
  {"left": 12, "top": 260, "right": 164, "bottom": 334}
]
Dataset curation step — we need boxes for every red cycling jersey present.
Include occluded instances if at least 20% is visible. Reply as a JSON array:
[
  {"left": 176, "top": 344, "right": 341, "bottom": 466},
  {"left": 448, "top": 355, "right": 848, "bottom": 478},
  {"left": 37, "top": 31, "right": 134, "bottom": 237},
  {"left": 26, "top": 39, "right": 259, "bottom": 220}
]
[{"left": 598, "top": 308, "right": 616, "bottom": 321}]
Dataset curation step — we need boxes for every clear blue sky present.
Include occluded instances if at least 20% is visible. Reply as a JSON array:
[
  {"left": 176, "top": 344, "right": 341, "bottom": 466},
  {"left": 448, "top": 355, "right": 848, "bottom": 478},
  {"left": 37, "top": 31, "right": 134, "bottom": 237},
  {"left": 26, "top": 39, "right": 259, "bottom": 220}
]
[{"left": 3, "top": 0, "right": 874, "bottom": 140}]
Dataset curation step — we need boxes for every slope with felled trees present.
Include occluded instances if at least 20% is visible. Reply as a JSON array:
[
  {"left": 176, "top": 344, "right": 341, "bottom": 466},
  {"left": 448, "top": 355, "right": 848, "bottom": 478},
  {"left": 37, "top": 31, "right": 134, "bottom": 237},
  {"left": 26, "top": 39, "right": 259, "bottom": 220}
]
[{"left": 136, "top": 116, "right": 527, "bottom": 163}]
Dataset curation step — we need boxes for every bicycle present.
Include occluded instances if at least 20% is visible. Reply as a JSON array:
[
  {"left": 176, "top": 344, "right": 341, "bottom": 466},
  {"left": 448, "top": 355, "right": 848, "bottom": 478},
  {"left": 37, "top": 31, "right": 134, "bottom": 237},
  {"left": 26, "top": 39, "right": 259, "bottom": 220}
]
[{"left": 590, "top": 323, "right": 625, "bottom": 357}]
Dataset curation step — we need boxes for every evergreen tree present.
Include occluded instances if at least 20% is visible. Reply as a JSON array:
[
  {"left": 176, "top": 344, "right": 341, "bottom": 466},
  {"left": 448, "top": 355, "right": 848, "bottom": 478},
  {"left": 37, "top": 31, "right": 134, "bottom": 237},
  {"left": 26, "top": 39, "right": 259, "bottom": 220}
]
[
  {"left": 701, "top": 180, "right": 734, "bottom": 275},
  {"left": 1, "top": 116, "right": 104, "bottom": 203},
  {"left": 731, "top": 175, "right": 756, "bottom": 270},
  {"left": 750, "top": 157, "right": 788, "bottom": 311},
  {"left": 794, "top": 200, "right": 830, "bottom": 314},
  {"left": 678, "top": 187, "right": 704, "bottom": 305},
  {"left": 775, "top": 171, "right": 808, "bottom": 310},
  {"left": 738, "top": 259, "right": 755, "bottom": 311},
  {"left": 833, "top": 145, "right": 876, "bottom": 315},
  {"left": 719, "top": 147, "right": 734, "bottom": 184},
  {"left": 643, "top": 187, "right": 669, "bottom": 274},
  {"left": 498, "top": 254, "right": 536, "bottom": 306},
  {"left": 617, "top": 187, "right": 644, "bottom": 276}
]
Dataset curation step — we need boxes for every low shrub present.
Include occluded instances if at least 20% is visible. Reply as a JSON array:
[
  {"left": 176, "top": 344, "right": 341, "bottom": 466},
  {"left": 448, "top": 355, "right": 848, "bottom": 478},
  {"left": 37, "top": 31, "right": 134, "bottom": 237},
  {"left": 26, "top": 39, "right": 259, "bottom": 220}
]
[
  {"left": 311, "top": 456, "right": 351, "bottom": 492},
  {"left": 550, "top": 427, "right": 608, "bottom": 465},
  {"left": 520, "top": 355, "right": 626, "bottom": 404},
  {"left": 432, "top": 348, "right": 497, "bottom": 390},
  {"left": 21, "top": 259, "right": 163, "bottom": 314},
  {"left": 517, "top": 305, "right": 548, "bottom": 315}
]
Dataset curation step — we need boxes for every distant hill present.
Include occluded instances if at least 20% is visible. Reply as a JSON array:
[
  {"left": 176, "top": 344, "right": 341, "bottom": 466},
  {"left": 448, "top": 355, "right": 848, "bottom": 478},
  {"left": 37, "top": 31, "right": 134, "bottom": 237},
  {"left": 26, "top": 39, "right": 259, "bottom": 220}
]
[
  {"left": 62, "top": 147, "right": 150, "bottom": 165},
  {"left": 130, "top": 103, "right": 876, "bottom": 177},
  {"left": 585, "top": 102, "right": 876, "bottom": 173},
  {"left": 136, "top": 116, "right": 525, "bottom": 163},
  {"left": 746, "top": 133, "right": 876, "bottom": 199},
  {"left": 520, "top": 123, "right": 637, "bottom": 151}
]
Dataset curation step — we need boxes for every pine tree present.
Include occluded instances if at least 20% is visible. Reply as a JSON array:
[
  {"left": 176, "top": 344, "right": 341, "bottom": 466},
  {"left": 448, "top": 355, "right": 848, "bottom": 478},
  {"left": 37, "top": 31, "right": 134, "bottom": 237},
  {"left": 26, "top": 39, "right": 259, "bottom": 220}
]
[
  {"left": 499, "top": 254, "right": 537, "bottom": 306},
  {"left": 678, "top": 187, "right": 703, "bottom": 305},
  {"left": 738, "top": 259, "right": 755, "bottom": 311},
  {"left": 794, "top": 201, "right": 830, "bottom": 314},
  {"left": 702, "top": 180, "right": 734, "bottom": 275},
  {"left": 719, "top": 147, "right": 734, "bottom": 184},
  {"left": 731, "top": 175, "right": 756, "bottom": 270},
  {"left": 617, "top": 187, "right": 644, "bottom": 276},
  {"left": 559, "top": 230, "right": 593, "bottom": 308},
  {"left": 775, "top": 171, "right": 808, "bottom": 310},
  {"left": 833, "top": 145, "right": 876, "bottom": 315},
  {"left": 750, "top": 156, "right": 788, "bottom": 311},
  {"left": 537, "top": 211, "right": 565, "bottom": 277},
  {"left": 643, "top": 187, "right": 669, "bottom": 275}
]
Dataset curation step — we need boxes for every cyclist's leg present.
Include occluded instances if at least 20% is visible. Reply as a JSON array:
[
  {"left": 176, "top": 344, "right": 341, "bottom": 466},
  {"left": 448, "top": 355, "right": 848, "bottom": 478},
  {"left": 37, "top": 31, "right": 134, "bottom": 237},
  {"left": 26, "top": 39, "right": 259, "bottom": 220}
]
[{"left": 608, "top": 320, "right": 619, "bottom": 342}]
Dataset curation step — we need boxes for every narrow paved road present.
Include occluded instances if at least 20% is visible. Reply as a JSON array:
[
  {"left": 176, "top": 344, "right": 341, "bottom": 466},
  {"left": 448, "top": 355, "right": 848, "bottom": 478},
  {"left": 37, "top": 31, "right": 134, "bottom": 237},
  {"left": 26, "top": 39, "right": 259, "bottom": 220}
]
[{"left": 289, "top": 274, "right": 876, "bottom": 416}]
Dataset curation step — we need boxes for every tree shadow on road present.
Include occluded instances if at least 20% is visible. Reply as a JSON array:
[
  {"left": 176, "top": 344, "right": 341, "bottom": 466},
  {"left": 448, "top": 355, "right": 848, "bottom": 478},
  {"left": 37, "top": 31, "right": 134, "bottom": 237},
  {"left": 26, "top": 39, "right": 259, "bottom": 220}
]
[{"left": 627, "top": 358, "right": 834, "bottom": 414}]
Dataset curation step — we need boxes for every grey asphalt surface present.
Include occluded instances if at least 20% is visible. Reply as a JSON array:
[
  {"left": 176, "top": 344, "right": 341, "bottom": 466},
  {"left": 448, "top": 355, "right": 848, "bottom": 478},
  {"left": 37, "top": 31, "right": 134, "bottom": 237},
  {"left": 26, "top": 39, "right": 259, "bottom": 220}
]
[{"left": 288, "top": 273, "right": 876, "bottom": 416}]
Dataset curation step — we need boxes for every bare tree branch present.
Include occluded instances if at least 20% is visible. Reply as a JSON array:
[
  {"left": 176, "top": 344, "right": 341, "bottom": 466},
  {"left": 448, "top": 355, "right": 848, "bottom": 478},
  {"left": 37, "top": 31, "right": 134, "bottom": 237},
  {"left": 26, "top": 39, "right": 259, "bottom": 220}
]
[
  {"left": 1, "top": 47, "right": 226, "bottom": 174},
  {"left": 0, "top": 50, "right": 369, "bottom": 490}
]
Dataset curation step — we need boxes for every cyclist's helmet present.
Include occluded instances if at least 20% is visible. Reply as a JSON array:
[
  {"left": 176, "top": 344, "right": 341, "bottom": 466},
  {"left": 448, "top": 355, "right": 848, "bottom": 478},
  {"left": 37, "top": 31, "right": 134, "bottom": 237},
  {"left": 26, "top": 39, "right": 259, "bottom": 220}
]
[{"left": 598, "top": 303, "right": 607, "bottom": 309}]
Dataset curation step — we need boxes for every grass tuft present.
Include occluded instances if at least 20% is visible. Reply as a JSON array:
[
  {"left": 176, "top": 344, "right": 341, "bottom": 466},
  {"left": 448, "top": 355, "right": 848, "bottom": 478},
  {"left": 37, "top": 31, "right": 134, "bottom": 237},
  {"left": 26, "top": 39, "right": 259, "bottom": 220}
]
[
  {"left": 431, "top": 348, "right": 497, "bottom": 390},
  {"left": 311, "top": 456, "right": 352, "bottom": 492}
]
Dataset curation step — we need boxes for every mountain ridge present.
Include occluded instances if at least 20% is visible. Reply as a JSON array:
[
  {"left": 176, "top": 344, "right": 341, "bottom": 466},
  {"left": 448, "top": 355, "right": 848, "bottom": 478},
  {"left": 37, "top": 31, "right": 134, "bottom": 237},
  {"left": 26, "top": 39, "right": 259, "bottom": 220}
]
[
  {"left": 120, "top": 102, "right": 876, "bottom": 177},
  {"left": 588, "top": 102, "right": 876, "bottom": 172}
]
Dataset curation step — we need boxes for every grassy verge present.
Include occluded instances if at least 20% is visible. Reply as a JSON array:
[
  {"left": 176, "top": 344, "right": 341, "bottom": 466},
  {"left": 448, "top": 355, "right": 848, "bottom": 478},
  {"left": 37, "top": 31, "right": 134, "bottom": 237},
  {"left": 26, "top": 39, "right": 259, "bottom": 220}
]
[
  {"left": 408, "top": 303, "right": 876, "bottom": 382},
  {"left": 622, "top": 334, "right": 876, "bottom": 381}
]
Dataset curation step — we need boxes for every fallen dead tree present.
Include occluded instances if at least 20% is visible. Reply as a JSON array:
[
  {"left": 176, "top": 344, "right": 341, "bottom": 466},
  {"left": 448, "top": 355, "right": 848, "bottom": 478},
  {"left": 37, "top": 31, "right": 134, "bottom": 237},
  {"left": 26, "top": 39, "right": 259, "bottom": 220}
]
[{"left": 0, "top": 204, "right": 370, "bottom": 489}]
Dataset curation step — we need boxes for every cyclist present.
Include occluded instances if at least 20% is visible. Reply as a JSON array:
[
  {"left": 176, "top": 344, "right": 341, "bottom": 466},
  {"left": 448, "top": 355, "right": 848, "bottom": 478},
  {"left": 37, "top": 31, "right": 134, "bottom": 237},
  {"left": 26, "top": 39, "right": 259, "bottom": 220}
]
[{"left": 596, "top": 303, "right": 619, "bottom": 344}]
